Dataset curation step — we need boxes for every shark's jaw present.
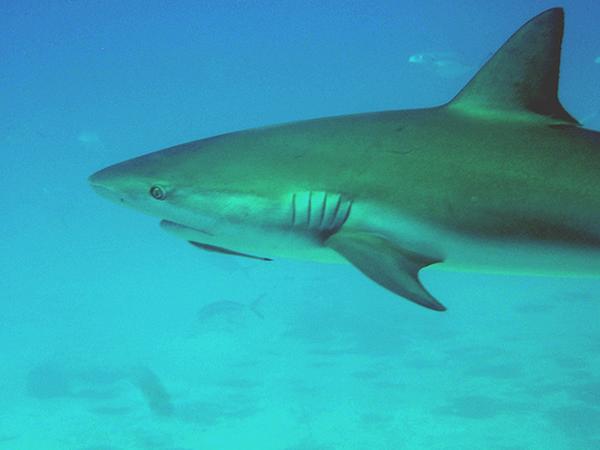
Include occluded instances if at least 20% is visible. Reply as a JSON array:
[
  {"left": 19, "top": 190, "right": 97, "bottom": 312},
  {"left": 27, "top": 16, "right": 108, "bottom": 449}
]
[{"left": 88, "top": 173, "right": 126, "bottom": 205}]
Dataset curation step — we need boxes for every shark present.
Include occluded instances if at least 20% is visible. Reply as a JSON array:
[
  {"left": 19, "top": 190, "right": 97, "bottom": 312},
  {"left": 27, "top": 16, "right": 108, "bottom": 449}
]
[{"left": 89, "top": 8, "right": 600, "bottom": 311}]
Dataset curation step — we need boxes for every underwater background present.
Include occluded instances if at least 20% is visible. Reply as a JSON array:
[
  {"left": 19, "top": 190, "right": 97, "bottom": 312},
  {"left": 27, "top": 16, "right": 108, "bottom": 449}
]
[{"left": 2, "top": 1, "right": 600, "bottom": 449}]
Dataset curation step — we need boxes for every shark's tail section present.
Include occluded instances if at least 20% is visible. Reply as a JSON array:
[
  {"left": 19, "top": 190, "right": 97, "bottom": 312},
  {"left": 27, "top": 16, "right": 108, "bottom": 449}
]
[{"left": 447, "top": 8, "right": 579, "bottom": 125}]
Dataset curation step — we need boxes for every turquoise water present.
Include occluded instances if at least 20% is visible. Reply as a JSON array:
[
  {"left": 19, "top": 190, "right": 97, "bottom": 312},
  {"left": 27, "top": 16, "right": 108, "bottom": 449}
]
[{"left": 2, "top": 1, "right": 600, "bottom": 449}]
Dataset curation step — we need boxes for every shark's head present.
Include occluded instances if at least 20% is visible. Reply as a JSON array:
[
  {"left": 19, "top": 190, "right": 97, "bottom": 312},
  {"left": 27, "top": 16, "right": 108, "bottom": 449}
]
[
  {"left": 88, "top": 131, "right": 328, "bottom": 258},
  {"left": 89, "top": 140, "right": 210, "bottom": 226}
]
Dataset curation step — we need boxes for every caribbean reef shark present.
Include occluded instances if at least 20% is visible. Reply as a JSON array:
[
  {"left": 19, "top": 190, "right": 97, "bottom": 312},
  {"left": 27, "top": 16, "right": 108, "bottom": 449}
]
[{"left": 89, "top": 8, "right": 600, "bottom": 311}]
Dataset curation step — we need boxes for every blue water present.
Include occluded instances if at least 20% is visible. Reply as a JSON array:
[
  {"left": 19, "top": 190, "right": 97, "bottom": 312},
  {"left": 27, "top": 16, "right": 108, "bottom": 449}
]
[{"left": 2, "top": 1, "right": 600, "bottom": 449}]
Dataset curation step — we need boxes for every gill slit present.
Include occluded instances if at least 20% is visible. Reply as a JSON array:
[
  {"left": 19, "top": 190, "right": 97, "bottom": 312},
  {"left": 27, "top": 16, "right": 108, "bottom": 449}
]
[
  {"left": 291, "top": 193, "right": 297, "bottom": 227},
  {"left": 327, "top": 195, "right": 342, "bottom": 229},
  {"left": 319, "top": 192, "right": 327, "bottom": 228},
  {"left": 307, "top": 191, "right": 312, "bottom": 226},
  {"left": 341, "top": 200, "right": 353, "bottom": 226}
]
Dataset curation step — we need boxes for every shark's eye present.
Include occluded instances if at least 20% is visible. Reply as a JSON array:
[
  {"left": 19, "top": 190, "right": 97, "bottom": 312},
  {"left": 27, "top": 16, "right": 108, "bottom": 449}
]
[{"left": 149, "top": 185, "right": 167, "bottom": 200}]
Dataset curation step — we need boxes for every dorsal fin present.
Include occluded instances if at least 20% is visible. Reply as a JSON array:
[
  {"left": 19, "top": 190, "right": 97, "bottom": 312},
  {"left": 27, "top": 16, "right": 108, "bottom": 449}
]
[{"left": 447, "top": 8, "right": 578, "bottom": 124}]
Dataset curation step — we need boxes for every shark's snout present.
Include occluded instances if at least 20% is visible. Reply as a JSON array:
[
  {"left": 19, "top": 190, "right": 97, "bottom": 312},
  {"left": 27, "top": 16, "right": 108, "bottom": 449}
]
[
  {"left": 88, "top": 167, "right": 126, "bottom": 203},
  {"left": 89, "top": 166, "right": 112, "bottom": 187}
]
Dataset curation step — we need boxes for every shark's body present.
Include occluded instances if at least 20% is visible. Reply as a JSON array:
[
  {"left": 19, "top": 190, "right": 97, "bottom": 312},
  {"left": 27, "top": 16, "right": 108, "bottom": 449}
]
[{"left": 90, "top": 9, "right": 600, "bottom": 310}]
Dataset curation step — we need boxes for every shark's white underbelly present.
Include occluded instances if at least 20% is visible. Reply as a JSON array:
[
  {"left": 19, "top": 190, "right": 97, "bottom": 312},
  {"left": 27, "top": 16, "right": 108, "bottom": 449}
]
[{"left": 161, "top": 196, "right": 600, "bottom": 277}]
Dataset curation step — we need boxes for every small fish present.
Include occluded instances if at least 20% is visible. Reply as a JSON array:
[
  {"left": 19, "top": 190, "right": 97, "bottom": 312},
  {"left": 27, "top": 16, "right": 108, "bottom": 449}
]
[
  {"left": 0, "top": 435, "right": 19, "bottom": 443},
  {"left": 197, "top": 295, "right": 265, "bottom": 322},
  {"left": 130, "top": 366, "right": 174, "bottom": 417},
  {"left": 407, "top": 51, "right": 472, "bottom": 78},
  {"left": 408, "top": 51, "right": 456, "bottom": 64}
]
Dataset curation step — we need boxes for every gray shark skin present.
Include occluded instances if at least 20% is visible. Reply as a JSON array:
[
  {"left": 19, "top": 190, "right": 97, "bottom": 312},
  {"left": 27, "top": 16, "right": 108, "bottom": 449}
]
[{"left": 89, "top": 8, "right": 600, "bottom": 311}]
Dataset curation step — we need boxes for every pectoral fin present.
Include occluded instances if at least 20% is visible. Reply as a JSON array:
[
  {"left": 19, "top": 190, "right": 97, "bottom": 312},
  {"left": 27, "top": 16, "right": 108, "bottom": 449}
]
[
  {"left": 325, "top": 231, "right": 445, "bottom": 311},
  {"left": 189, "top": 241, "right": 272, "bottom": 261}
]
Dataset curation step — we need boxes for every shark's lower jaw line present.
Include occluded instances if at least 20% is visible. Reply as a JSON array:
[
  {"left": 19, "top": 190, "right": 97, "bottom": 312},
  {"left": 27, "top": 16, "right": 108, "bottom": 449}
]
[
  {"left": 160, "top": 220, "right": 214, "bottom": 237},
  {"left": 90, "top": 183, "right": 125, "bottom": 204}
]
